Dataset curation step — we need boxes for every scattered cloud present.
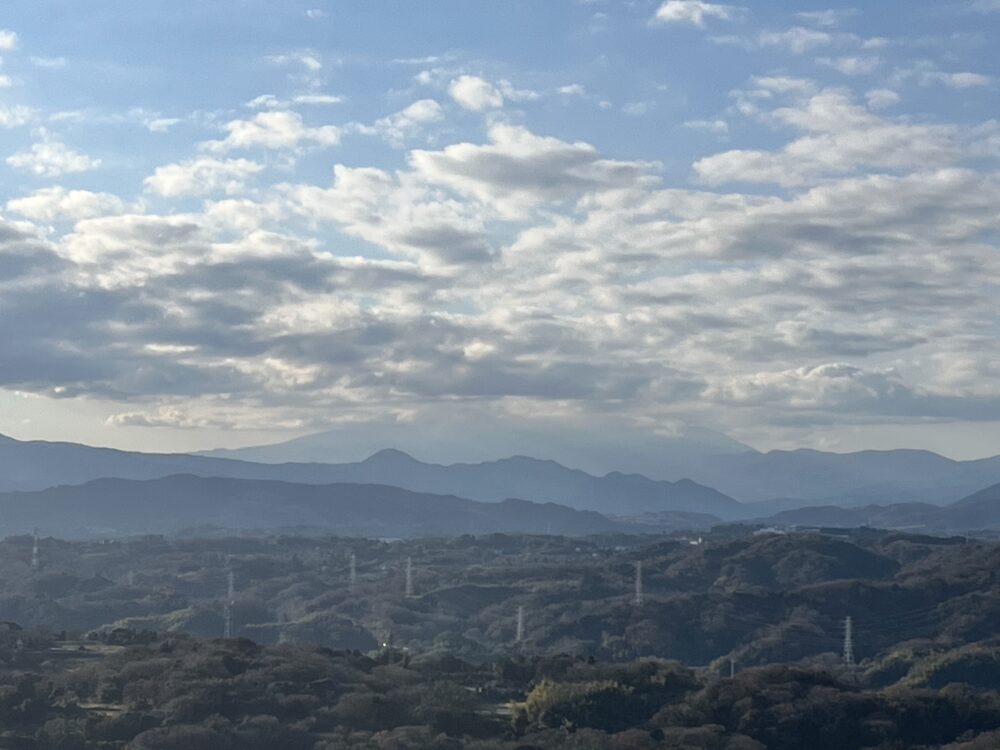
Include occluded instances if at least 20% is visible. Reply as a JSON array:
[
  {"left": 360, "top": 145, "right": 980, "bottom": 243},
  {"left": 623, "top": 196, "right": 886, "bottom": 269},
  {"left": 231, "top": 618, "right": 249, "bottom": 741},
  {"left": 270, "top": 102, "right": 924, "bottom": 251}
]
[
  {"left": 622, "top": 100, "right": 655, "bottom": 116},
  {"left": 651, "top": 1, "right": 740, "bottom": 27},
  {"left": 144, "top": 158, "right": 264, "bottom": 197},
  {"left": 795, "top": 9, "right": 859, "bottom": 27},
  {"left": 6, "top": 187, "right": 127, "bottom": 221},
  {"left": 201, "top": 111, "right": 341, "bottom": 153},
  {"left": 267, "top": 51, "right": 323, "bottom": 72},
  {"left": 145, "top": 117, "right": 180, "bottom": 132},
  {"left": 0, "top": 30, "right": 18, "bottom": 51},
  {"left": 359, "top": 98, "right": 444, "bottom": 147},
  {"left": 684, "top": 118, "right": 729, "bottom": 134},
  {"left": 757, "top": 27, "right": 833, "bottom": 53},
  {"left": 923, "top": 71, "right": 992, "bottom": 88},
  {"left": 29, "top": 56, "right": 66, "bottom": 68},
  {"left": 818, "top": 56, "right": 879, "bottom": 76},
  {"left": 0, "top": 104, "right": 34, "bottom": 128},
  {"left": 695, "top": 89, "right": 955, "bottom": 186},
  {"left": 6, "top": 137, "right": 101, "bottom": 177},
  {"left": 448, "top": 75, "right": 504, "bottom": 112},
  {"left": 866, "top": 88, "right": 900, "bottom": 110},
  {"left": 293, "top": 94, "right": 344, "bottom": 105}
]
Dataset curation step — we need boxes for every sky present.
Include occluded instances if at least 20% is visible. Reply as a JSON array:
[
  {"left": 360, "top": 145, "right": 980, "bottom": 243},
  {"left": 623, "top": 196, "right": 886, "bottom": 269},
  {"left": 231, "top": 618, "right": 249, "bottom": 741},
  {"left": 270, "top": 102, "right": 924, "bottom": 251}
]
[{"left": 0, "top": 0, "right": 998, "bottom": 460}]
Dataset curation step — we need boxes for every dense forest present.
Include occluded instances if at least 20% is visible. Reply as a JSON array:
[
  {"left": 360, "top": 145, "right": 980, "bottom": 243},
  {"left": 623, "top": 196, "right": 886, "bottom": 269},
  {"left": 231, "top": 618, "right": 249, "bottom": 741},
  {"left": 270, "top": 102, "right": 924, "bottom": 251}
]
[{"left": 2, "top": 528, "right": 1000, "bottom": 747}]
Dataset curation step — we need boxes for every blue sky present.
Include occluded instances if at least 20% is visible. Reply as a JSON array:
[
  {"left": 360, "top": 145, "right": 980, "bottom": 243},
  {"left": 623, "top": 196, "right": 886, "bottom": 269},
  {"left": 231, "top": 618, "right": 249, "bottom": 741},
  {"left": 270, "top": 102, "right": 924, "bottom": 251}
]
[{"left": 0, "top": 0, "right": 998, "bottom": 461}]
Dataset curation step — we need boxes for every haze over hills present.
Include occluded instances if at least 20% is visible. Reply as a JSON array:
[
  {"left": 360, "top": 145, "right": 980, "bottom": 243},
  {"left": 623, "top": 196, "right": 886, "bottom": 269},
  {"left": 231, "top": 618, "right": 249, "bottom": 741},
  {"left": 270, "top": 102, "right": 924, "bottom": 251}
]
[
  {"left": 757, "top": 482, "right": 1000, "bottom": 532},
  {"left": 3, "top": 433, "right": 1000, "bottom": 525},
  {"left": 0, "top": 433, "right": 739, "bottom": 517},
  {"left": 199, "top": 428, "right": 1000, "bottom": 508},
  {"left": 0, "top": 475, "right": 638, "bottom": 539},
  {"left": 197, "top": 420, "right": 756, "bottom": 477}
]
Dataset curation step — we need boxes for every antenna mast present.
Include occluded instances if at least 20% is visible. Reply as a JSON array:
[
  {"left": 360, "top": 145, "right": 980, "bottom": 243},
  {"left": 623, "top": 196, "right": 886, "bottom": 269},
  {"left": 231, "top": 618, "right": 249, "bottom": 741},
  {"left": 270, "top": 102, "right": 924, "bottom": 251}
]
[
  {"left": 516, "top": 605, "right": 525, "bottom": 643},
  {"left": 30, "top": 528, "right": 39, "bottom": 571},
  {"left": 843, "top": 615, "right": 855, "bottom": 666},
  {"left": 633, "top": 561, "right": 643, "bottom": 605},
  {"left": 405, "top": 556, "right": 414, "bottom": 598},
  {"left": 224, "top": 570, "right": 235, "bottom": 639}
]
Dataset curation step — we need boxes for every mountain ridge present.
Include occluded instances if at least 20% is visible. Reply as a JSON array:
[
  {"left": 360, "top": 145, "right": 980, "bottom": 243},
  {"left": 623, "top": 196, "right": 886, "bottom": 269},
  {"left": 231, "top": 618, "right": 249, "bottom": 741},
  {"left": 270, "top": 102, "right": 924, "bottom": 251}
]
[{"left": 0, "top": 474, "right": 646, "bottom": 539}]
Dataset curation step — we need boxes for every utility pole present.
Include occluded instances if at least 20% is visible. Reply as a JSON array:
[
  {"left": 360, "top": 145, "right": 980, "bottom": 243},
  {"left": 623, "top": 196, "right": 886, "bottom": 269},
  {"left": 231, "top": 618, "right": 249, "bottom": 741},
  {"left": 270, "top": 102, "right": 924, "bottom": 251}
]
[
  {"left": 516, "top": 605, "right": 525, "bottom": 643},
  {"left": 405, "top": 556, "right": 414, "bottom": 598},
  {"left": 633, "top": 561, "right": 643, "bottom": 606},
  {"left": 843, "top": 615, "right": 855, "bottom": 667},
  {"left": 729, "top": 658, "right": 736, "bottom": 678},
  {"left": 349, "top": 552, "right": 357, "bottom": 591},
  {"left": 224, "top": 570, "right": 235, "bottom": 639},
  {"left": 30, "top": 528, "right": 39, "bottom": 571}
]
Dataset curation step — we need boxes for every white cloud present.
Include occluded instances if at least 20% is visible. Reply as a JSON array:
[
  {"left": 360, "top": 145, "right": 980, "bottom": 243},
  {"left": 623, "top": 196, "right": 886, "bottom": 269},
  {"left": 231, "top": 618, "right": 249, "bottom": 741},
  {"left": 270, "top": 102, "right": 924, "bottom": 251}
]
[
  {"left": 651, "top": 1, "right": 739, "bottom": 27},
  {"left": 0, "top": 30, "right": 18, "bottom": 51},
  {"left": 268, "top": 52, "right": 323, "bottom": 72},
  {"left": 757, "top": 27, "right": 833, "bottom": 53},
  {"left": 144, "top": 158, "right": 264, "bottom": 197},
  {"left": 448, "top": 75, "right": 504, "bottom": 111},
  {"left": 866, "top": 88, "right": 900, "bottom": 110},
  {"left": 408, "top": 123, "right": 657, "bottom": 218},
  {"left": 0, "top": 104, "right": 34, "bottom": 128},
  {"left": 293, "top": 93, "right": 344, "bottom": 105},
  {"left": 30, "top": 56, "right": 67, "bottom": 68},
  {"left": 6, "top": 138, "right": 101, "bottom": 177},
  {"left": 623, "top": 101, "right": 655, "bottom": 116},
  {"left": 499, "top": 80, "right": 540, "bottom": 102},
  {"left": 695, "top": 90, "right": 955, "bottom": 186},
  {"left": 146, "top": 117, "right": 180, "bottom": 132},
  {"left": 304, "top": 9, "right": 326, "bottom": 19},
  {"left": 795, "top": 9, "right": 858, "bottom": 27},
  {"left": 558, "top": 84, "right": 588, "bottom": 96},
  {"left": 6, "top": 187, "right": 127, "bottom": 221},
  {"left": 818, "top": 56, "right": 879, "bottom": 76},
  {"left": 359, "top": 99, "right": 444, "bottom": 147},
  {"left": 684, "top": 118, "right": 729, "bottom": 134},
  {"left": 201, "top": 110, "right": 341, "bottom": 153},
  {"left": 923, "top": 71, "right": 991, "bottom": 88}
]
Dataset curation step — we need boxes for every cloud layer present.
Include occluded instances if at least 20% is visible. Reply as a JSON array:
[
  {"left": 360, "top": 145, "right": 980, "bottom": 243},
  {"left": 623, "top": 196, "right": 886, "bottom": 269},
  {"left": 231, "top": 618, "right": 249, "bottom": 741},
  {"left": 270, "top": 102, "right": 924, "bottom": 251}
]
[{"left": 0, "top": 2, "right": 997, "bottom": 456}]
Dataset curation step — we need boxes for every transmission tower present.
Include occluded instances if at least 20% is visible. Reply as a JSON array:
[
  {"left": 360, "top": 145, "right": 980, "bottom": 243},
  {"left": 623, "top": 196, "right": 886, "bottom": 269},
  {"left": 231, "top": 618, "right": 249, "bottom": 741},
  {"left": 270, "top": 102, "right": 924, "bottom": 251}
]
[
  {"left": 729, "top": 658, "right": 736, "bottom": 678},
  {"left": 349, "top": 552, "right": 357, "bottom": 590},
  {"left": 223, "top": 570, "right": 235, "bottom": 639},
  {"left": 633, "top": 561, "right": 643, "bottom": 605},
  {"left": 30, "top": 528, "right": 39, "bottom": 571},
  {"left": 516, "top": 605, "right": 525, "bottom": 643},
  {"left": 405, "top": 556, "right": 414, "bottom": 598},
  {"left": 843, "top": 615, "right": 855, "bottom": 666}
]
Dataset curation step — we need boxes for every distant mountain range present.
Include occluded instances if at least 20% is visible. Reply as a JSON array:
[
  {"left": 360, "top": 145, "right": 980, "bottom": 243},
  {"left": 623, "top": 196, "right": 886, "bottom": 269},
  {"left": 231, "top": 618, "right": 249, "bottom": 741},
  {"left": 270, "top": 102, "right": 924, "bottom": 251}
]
[
  {"left": 0, "top": 435, "right": 740, "bottom": 517},
  {"left": 756, "top": 482, "right": 1000, "bottom": 533},
  {"left": 0, "top": 475, "right": 640, "bottom": 539},
  {"left": 196, "top": 421, "right": 754, "bottom": 478},
  {"left": 198, "top": 429, "right": 1000, "bottom": 508},
  {"left": 2, "top": 432, "right": 1000, "bottom": 535}
]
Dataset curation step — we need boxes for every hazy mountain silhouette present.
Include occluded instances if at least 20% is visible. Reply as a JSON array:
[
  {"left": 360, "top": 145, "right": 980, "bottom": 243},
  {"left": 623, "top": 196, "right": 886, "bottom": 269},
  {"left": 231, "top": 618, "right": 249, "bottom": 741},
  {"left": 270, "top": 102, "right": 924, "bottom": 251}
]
[
  {"left": 195, "top": 421, "right": 754, "bottom": 477},
  {"left": 199, "top": 430, "right": 1000, "bottom": 507},
  {"left": 757, "top": 481, "right": 1000, "bottom": 532},
  {"left": 4, "top": 432, "right": 1000, "bottom": 523},
  {"left": 0, "top": 434, "right": 739, "bottom": 517},
  {"left": 0, "top": 475, "right": 638, "bottom": 539}
]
